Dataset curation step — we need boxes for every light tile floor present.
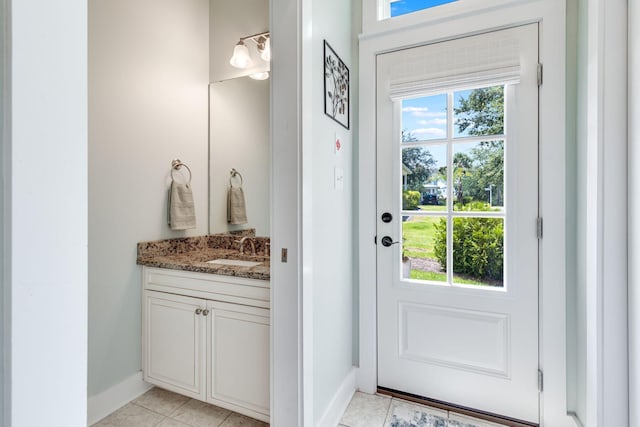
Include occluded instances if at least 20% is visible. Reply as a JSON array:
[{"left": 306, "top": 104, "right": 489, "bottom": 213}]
[
  {"left": 94, "top": 387, "right": 508, "bottom": 427},
  {"left": 339, "top": 392, "right": 509, "bottom": 427},
  {"left": 91, "top": 387, "right": 268, "bottom": 427}
]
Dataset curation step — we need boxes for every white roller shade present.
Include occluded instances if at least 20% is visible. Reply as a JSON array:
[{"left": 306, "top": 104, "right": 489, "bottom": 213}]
[{"left": 383, "top": 26, "right": 527, "bottom": 99}]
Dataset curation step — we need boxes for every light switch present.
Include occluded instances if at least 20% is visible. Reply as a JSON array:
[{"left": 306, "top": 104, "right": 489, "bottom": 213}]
[{"left": 334, "top": 167, "right": 344, "bottom": 191}]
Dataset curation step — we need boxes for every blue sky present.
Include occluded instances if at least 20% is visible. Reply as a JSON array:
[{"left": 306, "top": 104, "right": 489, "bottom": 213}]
[
  {"left": 401, "top": 90, "right": 473, "bottom": 173},
  {"left": 402, "top": 94, "right": 447, "bottom": 141},
  {"left": 390, "top": 0, "right": 458, "bottom": 17},
  {"left": 401, "top": 90, "right": 472, "bottom": 142}
]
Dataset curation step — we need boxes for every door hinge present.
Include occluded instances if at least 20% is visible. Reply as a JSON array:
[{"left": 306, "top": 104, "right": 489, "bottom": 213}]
[
  {"left": 538, "top": 369, "right": 544, "bottom": 392},
  {"left": 537, "top": 63, "right": 543, "bottom": 87},
  {"left": 537, "top": 217, "right": 543, "bottom": 239}
]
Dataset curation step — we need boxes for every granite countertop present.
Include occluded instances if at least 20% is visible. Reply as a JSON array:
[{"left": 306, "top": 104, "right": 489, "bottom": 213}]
[{"left": 137, "top": 233, "right": 270, "bottom": 281}]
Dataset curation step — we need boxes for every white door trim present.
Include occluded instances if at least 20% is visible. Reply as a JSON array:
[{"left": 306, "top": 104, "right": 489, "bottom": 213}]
[
  {"left": 629, "top": 2, "right": 640, "bottom": 426},
  {"left": 270, "top": 0, "right": 305, "bottom": 425},
  {"left": 584, "top": 0, "right": 628, "bottom": 426},
  {"left": 357, "top": 1, "right": 576, "bottom": 426}
]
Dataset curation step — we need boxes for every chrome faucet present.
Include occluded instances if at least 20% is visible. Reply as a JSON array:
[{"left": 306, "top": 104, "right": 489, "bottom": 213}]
[{"left": 239, "top": 236, "right": 256, "bottom": 256}]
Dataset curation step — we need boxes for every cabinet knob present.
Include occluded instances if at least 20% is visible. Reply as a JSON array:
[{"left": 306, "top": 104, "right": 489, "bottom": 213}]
[
  {"left": 195, "top": 308, "right": 203, "bottom": 315},
  {"left": 202, "top": 309, "right": 210, "bottom": 316}
]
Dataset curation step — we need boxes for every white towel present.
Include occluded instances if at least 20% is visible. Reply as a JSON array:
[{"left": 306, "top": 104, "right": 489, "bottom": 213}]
[
  {"left": 227, "top": 185, "right": 247, "bottom": 225},
  {"left": 168, "top": 181, "right": 196, "bottom": 230}
]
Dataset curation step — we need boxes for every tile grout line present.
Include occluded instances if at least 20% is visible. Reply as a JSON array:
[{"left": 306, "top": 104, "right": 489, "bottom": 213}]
[
  {"left": 130, "top": 399, "right": 190, "bottom": 420},
  {"left": 217, "top": 410, "right": 233, "bottom": 427},
  {"left": 130, "top": 398, "right": 197, "bottom": 427},
  {"left": 153, "top": 414, "right": 168, "bottom": 427},
  {"left": 164, "top": 397, "right": 200, "bottom": 426},
  {"left": 382, "top": 397, "right": 394, "bottom": 427},
  {"left": 129, "top": 402, "right": 167, "bottom": 418}
]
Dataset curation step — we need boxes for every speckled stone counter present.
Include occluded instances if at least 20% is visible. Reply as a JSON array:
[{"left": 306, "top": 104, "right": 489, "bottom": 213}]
[{"left": 137, "top": 232, "right": 270, "bottom": 280}]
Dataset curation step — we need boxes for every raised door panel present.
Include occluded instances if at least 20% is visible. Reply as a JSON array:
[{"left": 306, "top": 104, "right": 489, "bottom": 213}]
[
  {"left": 143, "top": 290, "right": 205, "bottom": 400},
  {"left": 206, "top": 301, "right": 270, "bottom": 421}
]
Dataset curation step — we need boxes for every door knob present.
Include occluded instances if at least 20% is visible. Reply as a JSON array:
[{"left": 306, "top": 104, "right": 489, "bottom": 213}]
[
  {"left": 195, "top": 308, "right": 203, "bottom": 315},
  {"left": 381, "top": 236, "right": 399, "bottom": 247},
  {"left": 202, "top": 309, "right": 210, "bottom": 316}
]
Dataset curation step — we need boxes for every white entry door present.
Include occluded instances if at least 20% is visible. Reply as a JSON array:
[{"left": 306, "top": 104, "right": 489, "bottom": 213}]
[{"left": 376, "top": 25, "right": 540, "bottom": 424}]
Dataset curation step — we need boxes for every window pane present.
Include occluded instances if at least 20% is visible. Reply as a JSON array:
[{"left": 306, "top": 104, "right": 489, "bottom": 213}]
[
  {"left": 390, "top": 0, "right": 458, "bottom": 18},
  {"left": 402, "top": 216, "right": 447, "bottom": 282},
  {"left": 454, "top": 86, "right": 505, "bottom": 138},
  {"left": 402, "top": 95, "right": 447, "bottom": 142},
  {"left": 402, "top": 145, "right": 447, "bottom": 211},
  {"left": 452, "top": 140, "right": 504, "bottom": 212},
  {"left": 452, "top": 217, "right": 504, "bottom": 287}
]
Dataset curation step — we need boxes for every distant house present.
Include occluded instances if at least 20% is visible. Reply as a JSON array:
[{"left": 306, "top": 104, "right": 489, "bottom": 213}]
[
  {"left": 402, "top": 163, "right": 412, "bottom": 190},
  {"left": 422, "top": 181, "right": 447, "bottom": 204}
]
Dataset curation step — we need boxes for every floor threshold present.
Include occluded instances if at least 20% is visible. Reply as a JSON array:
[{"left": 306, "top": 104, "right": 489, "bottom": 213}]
[{"left": 376, "top": 387, "right": 538, "bottom": 427}]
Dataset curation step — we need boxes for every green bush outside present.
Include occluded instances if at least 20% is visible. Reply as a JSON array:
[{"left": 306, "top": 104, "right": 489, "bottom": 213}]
[
  {"left": 402, "top": 190, "right": 421, "bottom": 210},
  {"left": 433, "top": 206, "right": 504, "bottom": 281}
]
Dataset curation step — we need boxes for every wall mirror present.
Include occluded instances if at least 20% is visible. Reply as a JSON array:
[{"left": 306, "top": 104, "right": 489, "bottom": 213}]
[{"left": 208, "top": 76, "right": 270, "bottom": 236}]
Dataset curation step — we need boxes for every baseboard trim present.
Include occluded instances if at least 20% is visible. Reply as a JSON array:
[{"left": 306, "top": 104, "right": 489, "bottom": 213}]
[
  {"left": 316, "top": 367, "right": 357, "bottom": 427},
  {"left": 567, "top": 412, "right": 584, "bottom": 427},
  {"left": 87, "top": 371, "right": 152, "bottom": 426}
]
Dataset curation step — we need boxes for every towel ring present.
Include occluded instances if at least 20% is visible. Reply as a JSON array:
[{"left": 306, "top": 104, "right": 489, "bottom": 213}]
[
  {"left": 171, "top": 159, "right": 192, "bottom": 184},
  {"left": 229, "top": 168, "right": 243, "bottom": 187}
]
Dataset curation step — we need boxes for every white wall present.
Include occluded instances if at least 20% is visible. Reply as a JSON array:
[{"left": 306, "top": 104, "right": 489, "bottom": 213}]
[
  {"left": 305, "top": 0, "right": 356, "bottom": 423},
  {"left": 629, "top": 1, "right": 640, "bottom": 425},
  {"left": 351, "top": 0, "right": 362, "bottom": 367},
  {"left": 8, "top": 0, "right": 88, "bottom": 425},
  {"left": 88, "top": 0, "right": 210, "bottom": 397},
  {"left": 0, "top": 0, "right": 5, "bottom": 419},
  {"left": 210, "top": 0, "right": 269, "bottom": 82},
  {"left": 564, "top": 0, "right": 578, "bottom": 416},
  {"left": 572, "top": 0, "right": 588, "bottom": 421},
  {"left": 209, "top": 77, "right": 270, "bottom": 235}
]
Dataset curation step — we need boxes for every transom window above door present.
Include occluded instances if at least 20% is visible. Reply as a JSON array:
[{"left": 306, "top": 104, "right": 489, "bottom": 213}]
[{"left": 387, "top": 0, "right": 458, "bottom": 18}]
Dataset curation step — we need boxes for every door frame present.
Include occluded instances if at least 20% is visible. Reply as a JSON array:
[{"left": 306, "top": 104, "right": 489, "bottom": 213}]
[{"left": 357, "top": 1, "right": 574, "bottom": 426}]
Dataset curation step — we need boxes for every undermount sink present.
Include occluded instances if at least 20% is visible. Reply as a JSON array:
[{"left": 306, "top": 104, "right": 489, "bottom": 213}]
[{"left": 206, "top": 259, "right": 263, "bottom": 268}]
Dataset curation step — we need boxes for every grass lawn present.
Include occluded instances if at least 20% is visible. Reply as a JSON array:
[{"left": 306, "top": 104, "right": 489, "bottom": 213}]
[
  {"left": 403, "top": 215, "right": 500, "bottom": 287},
  {"left": 409, "top": 269, "right": 446, "bottom": 282},
  {"left": 402, "top": 215, "right": 441, "bottom": 259},
  {"left": 409, "top": 269, "right": 488, "bottom": 286},
  {"left": 417, "top": 204, "right": 447, "bottom": 212}
]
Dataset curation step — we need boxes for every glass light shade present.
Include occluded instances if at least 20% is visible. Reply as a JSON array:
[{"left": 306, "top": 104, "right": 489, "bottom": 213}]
[
  {"left": 229, "top": 41, "right": 253, "bottom": 69},
  {"left": 260, "top": 38, "right": 271, "bottom": 62},
  {"left": 249, "top": 72, "right": 270, "bottom": 81}
]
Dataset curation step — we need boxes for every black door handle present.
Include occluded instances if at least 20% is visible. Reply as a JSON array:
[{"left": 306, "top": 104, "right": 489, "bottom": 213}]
[{"left": 381, "top": 236, "right": 399, "bottom": 247}]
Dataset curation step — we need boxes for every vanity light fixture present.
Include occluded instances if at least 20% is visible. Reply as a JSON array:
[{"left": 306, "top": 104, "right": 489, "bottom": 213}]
[
  {"left": 260, "top": 37, "right": 271, "bottom": 62},
  {"left": 249, "top": 72, "right": 270, "bottom": 81},
  {"left": 229, "top": 40, "right": 252, "bottom": 68},
  {"left": 229, "top": 31, "right": 271, "bottom": 70}
]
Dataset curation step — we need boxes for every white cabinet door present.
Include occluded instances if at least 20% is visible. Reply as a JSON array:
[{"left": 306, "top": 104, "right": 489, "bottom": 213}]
[
  {"left": 206, "top": 301, "right": 270, "bottom": 422},
  {"left": 143, "top": 290, "right": 206, "bottom": 400}
]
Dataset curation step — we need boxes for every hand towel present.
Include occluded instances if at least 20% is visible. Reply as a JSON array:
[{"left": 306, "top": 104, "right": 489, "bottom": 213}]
[
  {"left": 227, "top": 185, "right": 248, "bottom": 225},
  {"left": 168, "top": 181, "right": 196, "bottom": 230}
]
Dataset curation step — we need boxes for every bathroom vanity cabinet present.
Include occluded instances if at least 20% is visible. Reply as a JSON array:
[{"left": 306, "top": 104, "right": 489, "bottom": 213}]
[{"left": 141, "top": 267, "right": 270, "bottom": 423}]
